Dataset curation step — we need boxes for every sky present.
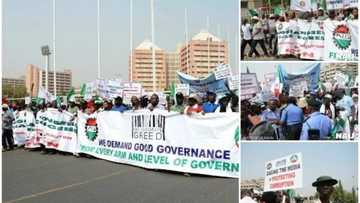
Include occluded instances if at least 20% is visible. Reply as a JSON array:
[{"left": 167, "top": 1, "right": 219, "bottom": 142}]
[
  {"left": 2, "top": 0, "right": 239, "bottom": 87},
  {"left": 241, "top": 142, "right": 358, "bottom": 196}
]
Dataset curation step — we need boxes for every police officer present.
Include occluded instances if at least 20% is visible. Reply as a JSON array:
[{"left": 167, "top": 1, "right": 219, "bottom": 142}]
[
  {"left": 280, "top": 97, "right": 304, "bottom": 140},
  {"left": 312, "top": 176, "right": 338, "bottom": 203},
  {"left": 300, "top": 98, "right": 332, "bottom": 140}
]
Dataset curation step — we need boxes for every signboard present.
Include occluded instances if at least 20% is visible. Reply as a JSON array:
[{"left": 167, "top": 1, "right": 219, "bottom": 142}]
[
  {"left": 175, "top": 84, "right": 190, "bottom": 96},
  {"left": 214, "top": 64, "right": 232, "bottom": 80},
  {"left": 122, "top": 83, "right": 143, "bottom": 104},
  {"left": 228, "top": 75, "right": 239, "bottom": 91},
  {"left": 264, "top": 153, "right": 303, "bottom": 191},
  {"left": 241, "top": 73, "right": 259, "bottom": 98},
  {"left": 289, "top": 79, "right": 308, "bottom": 97}
]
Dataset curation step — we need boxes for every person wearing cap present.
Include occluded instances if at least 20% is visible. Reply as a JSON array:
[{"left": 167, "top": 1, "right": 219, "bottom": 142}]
[
  {"left": 280, "top": 96, "right": 304, "bottom": 140},
  {"left": 67, "top": 100, "right": 79, "bottom": 115},
  {"left": 112, "top": 96, "right": 128, "bottom": 113},
  {"left": 317, "top": 8, "right": 328, "bottom": 20},
  {"left": 249, "top": 16, "right": 270, "bottom": 58},
  {"left": 320, "top": 94, "right": 335, "bottom": 122},
  {"left": 300, "top": 98, "right": 332, "bottom": 140},
  {"left": 2, "top": 104, "right": 15, "bottom": 151},
  {"left": 170, "top": 92, "right": 185, "bottom": 114},
  {"left": 185, "top": 94, "right": 202, "bottom": 115},
  {"left": 202, "top": 92, "right": 219, "bottom": 113},
  {"left": 335, "top": 89, "right": 354, "bottom": 117},
  {"left": 312, "top": 176, "right": 338, "bottom": 203}
]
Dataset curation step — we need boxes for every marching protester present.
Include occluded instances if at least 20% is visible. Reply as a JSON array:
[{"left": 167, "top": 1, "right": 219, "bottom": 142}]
[
  {"left": 129, "top": 96, "right": 141, "bottom": 112},
  {"left": 112, "top": 96, "right": 128, "bottom": 112},
  {"left": 202, "top": 92, "right": 219, "bottom": 113},
  {"left": 249, "top": 16, "right": 270, "bottom": 58},
  {"left": 2, "top": 104, "right": 15, "bottom": 152},
  {"left": 184, "top": 94, "right": 203, "bottom": 115},
  {"left": 241, "top": 6, "right": 358, "bottom": 61},
  {"left": 147, "top": 93, "right": 165, "bottom": 112},
  {"left": 170, "top": 92, "right": 185, "bottom": 114}
]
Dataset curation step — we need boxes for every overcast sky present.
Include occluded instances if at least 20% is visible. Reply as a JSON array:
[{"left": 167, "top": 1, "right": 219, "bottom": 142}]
[
  {"left": 3, "top": 0, "right": 238, "bottom": 87},
  {"left": 242, "top": 142, "right": 358, "bottom": 197}
]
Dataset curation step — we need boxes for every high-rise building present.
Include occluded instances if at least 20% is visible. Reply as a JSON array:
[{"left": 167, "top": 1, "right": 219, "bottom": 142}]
[
  {"left": 129, "top": 39, "right": 167, "bottom": 92},
  {"left": 25, "top": 64, "right": 72, "bottom": 96},
  {"left": 165, "top": 50, "right": 180, "bottom": 85},
  {"left": 321, "top": 63, "right": 358, "bottom": 81},
  {"left": 39, "top": 69, "right": 72, "bottom": 95},
  {"left": 25, "top": 64, "right": 40, "bottom": 97},
  {"left": 179, "top": 30, "right": 228, "bottom": 78}
]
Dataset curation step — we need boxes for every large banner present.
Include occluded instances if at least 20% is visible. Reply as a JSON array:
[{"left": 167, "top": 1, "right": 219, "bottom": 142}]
[
  {"left": 327, "top": 0, "right": 358, "bottom": 10},
  {"left": 277, "top": 20, "right": 357, "bottom": 61},
  {"left": 297, "top": 20, "right": 324, "bottom": 60},
  {"left": 324, "top": 20, "right": 358, "bottom": 61},
  {"left": 276, "top": 20, "right": 299, "bottom": 56},
  {"left": 177, "top": 71, "right": 230, "bottom": 97},
  {"left": 40, "top": 108, "right": 77, "bottom": 152},
  {"left": 279, "top": 63, "right": 320, "bottom": 92},
  {"left": 264, "top": 153, "right": 303, "bottom": 192},
  {"left": 13, "top": 111, "right": 36, "bottom": 146},
  {"left": 77, "top": 111, "right": 239, "bottom": 178}
]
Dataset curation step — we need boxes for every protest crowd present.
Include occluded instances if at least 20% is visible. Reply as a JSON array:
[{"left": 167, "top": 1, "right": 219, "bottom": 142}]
[
  {"left": 242, "top": 88, "right": 358, "bottom": 140},
  {"left": 241, "top": 5, "right": 358, "bottom": 60},
  {"left": 241, "top": 64, "right": 358, "bottom": 140},
  {"left": 2, "top": 90, "right": 239, "bottom": 152}
]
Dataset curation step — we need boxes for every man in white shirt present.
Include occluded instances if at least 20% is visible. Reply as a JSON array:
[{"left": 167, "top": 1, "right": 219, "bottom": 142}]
[
  {"left": 241, "top": 19, "right": 253, "bottom": 60},
  {"left": 249, "top": 16, "right": 269, "bottom": 58}
]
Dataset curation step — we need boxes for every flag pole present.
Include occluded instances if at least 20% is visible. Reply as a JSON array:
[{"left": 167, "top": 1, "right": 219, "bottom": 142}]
[
  {"left": 53, "top": 0, "right": 57, "bottom": 97},
  {"left": 97, "top": 0, "right": 101, "bottom": 79},
  {"left": 151, "top": 0, "right": 156, "bottom": 92},
  {"left": 130, "top": 0, "right": 133, "bottom": 82}
]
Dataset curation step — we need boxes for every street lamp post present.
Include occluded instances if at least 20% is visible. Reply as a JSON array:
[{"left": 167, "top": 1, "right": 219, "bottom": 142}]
[{"left": 41, "top": 45, "right": 51, "bottom": 94}]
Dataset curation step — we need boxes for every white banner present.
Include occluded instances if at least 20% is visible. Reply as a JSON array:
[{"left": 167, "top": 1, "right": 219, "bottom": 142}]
[
  {"left": 276, "top": 21, "right": 299, "bottom": 56},
  {"left": 40, "top": 108, "right": 77, "bottom": 152},
  {"left": 290, "top": 0, "right": 312, "bottom": 11},
  {"left": 13, "top": 111, "right": 36, "bottom": 146},
  {"left": 264, "top": 153, "right": 303, "bottom": 192},
  {"left": 289, "top": 79, "right": 308, "bottom": 97},
  {"left": 77, "top": 111, "right": 239, "bottom": 178},
  {"left": 297, "top": 20, "right": 325, "bottom": 60},
  {"left": 324, "top": 20, "right": 358, "bottom": 61},
  {"left": 122, "top": 83, "right": 143, "bottom": 104}
]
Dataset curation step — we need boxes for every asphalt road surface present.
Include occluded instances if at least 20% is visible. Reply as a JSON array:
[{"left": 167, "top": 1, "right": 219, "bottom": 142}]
[{"left": 3, "top": 148, "right": 238, "bottom": 203}]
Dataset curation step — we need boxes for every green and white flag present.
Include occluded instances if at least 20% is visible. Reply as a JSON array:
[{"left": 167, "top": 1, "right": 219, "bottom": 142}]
[
  {"left": 290, "top": 0, "right": 312, "bottom": 11},
  {"left": 67, "top": 87, "right": 75, "bottom": 102}
]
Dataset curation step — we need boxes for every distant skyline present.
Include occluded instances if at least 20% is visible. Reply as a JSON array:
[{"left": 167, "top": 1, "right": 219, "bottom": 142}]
[
  {"left": 3, "top": 0, "right": 238, "bottom": 87},
  {"left": 242, "top": 142, "right": 358, "bottom": 196}
]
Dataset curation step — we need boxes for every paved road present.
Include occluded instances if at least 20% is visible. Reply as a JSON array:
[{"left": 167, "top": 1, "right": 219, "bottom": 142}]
[{"left": 3, "top": 149, "right": 238, "bottom": 203}]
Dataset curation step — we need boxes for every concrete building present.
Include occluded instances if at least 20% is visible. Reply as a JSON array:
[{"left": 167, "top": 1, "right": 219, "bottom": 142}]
[
  {"left": 241, "top": 178, "right": 264, "bottom": 191},
  {"left": 179, "top": 30, "right": 228, "bottom": 79},
  {"left": 2, "top": 77, "right": 25, "bottom": 88},
  {"left": 129, "top": 39, "right": 167, "bottom": 92},
  {"left": 25, "top": 64, "right": 72, "bottom": 97},
  {"left": 39, "top": 69, "right": 72, "bottom": 95},
  {"left": 320, "top": 63, "right": 358, "bottom": 82},
  {"left": 165, "top": 50, "right": 181, "bottom": 85},
  {"left": 240, "top": 0, "right": 266, "bottom": 19}
]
